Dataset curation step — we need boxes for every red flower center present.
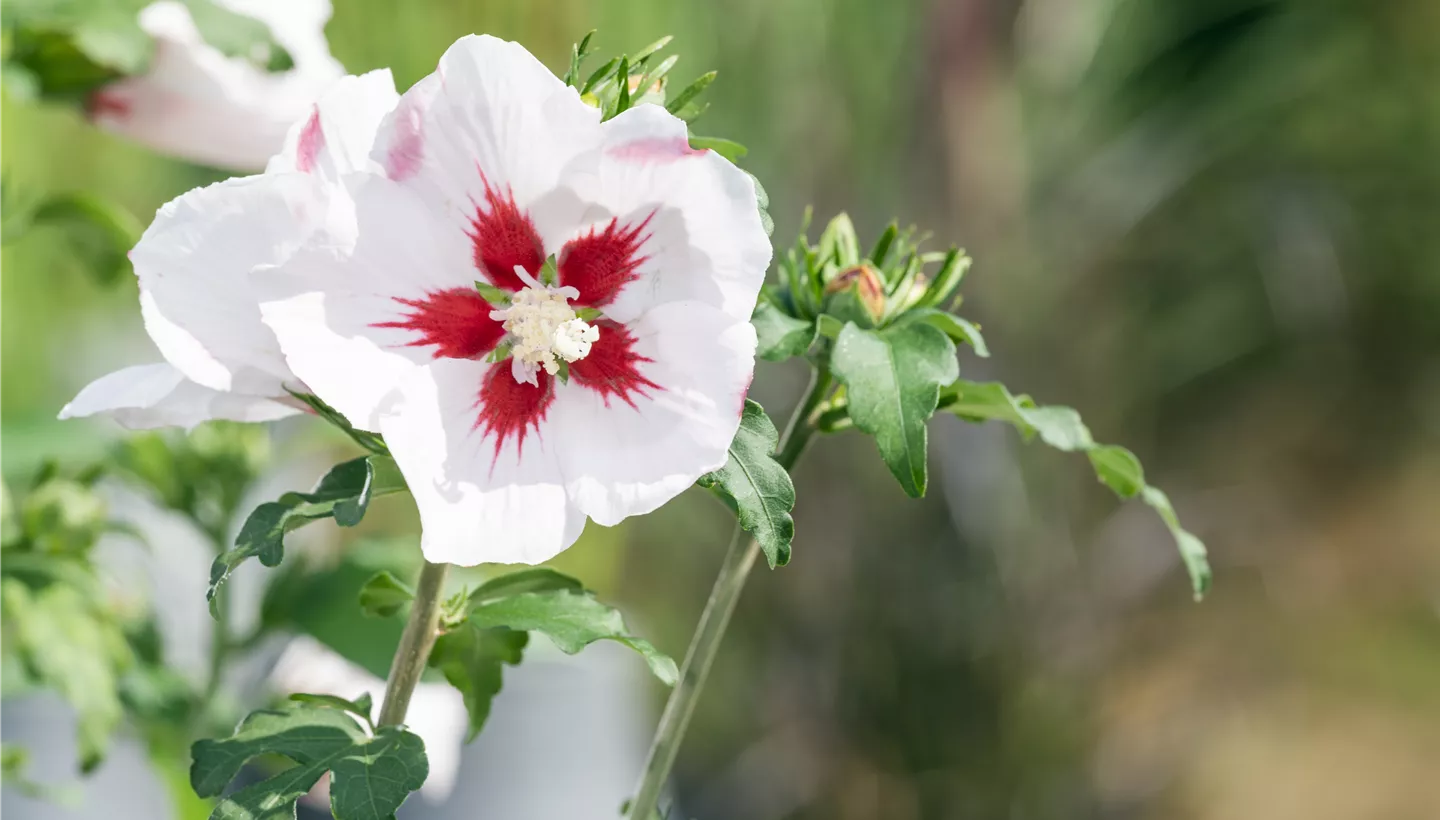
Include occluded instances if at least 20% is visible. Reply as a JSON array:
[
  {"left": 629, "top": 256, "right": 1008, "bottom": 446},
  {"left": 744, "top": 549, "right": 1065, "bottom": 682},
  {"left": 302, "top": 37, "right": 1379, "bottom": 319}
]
[
  {"left": 557, "top": 213, "right": 654, "bottom": 308},
  {"left": 373, "top": 288, "right": 505, "bottom": 360},
  {"left": 467, "top": 174, "right": 544, "bottom": 292}
]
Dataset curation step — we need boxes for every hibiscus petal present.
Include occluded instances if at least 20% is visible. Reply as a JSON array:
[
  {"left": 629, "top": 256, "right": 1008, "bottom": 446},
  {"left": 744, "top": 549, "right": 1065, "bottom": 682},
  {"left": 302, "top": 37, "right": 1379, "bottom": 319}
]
[
  {"left": 370, "top": 34, "right": 601, "bottom": 260},
  {"left": 267, "top": 69, "right": 400, "bottom": 179},
  {"left": 550, "top": 302, "right": 757, "bottom": 527},
  {"left": 135, "top": 172, "right": 330, "bottom": 397},
  {"left": 378, "top": 358, "right": 586, "bottom": 566},
  {"left": 59, "top": 363, "right": 300, "bottom": 430},
  {"left": 255, "top": 172, "right": 495, "bottom": 432},
  {"left": 558, "top": 104, "right": 771, "bottom": 324}
]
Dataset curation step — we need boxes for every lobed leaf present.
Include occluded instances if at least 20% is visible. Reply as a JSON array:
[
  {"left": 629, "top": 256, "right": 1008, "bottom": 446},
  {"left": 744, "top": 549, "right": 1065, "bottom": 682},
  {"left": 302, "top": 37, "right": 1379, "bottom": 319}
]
[
  {"left": 190, "top": 701, "right": 426, "bottom": 820},
  {"left": 469, "top": 590, "right": 678, "bottom": 685},
  {"left": 830, "top": 321, "right": 959, "bottom": 497},
  {"left": 940, "top": 379, "right": 1212, "bottom": 598},
  {"left": 697, "top": 401, "right": 796, "bottom": 568},
  {"left": 427, "top": 625, "right": 528, "bottom": 742},
  {"left": 207, "top": 456, "right": 407, "bottom": 617}
]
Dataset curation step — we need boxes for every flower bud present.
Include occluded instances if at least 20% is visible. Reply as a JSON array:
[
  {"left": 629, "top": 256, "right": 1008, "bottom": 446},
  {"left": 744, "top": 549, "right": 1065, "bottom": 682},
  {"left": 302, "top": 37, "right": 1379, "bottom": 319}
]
[{"left": 823, "top": 263, "right": 887, "bottom": 327}]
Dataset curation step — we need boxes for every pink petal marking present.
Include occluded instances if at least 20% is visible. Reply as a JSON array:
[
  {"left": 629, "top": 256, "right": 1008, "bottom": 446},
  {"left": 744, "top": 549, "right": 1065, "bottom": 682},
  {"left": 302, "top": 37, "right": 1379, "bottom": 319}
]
[
  {"left": 570, "top": 320, "right": 661, "bottom": 407},
  {"left": 86, "top": 90, "right": 132, "bottom": 121},
  {"left": 557, "top": 212, "right": 654, "bottom": 308},
  {"left": 475, "top": 362, "right": 554, "bottom": 459},
  {"left": 384, "top": 94, "right": 426, "bottom": 181},
  {"left": 606, "top": 137, "right": 706, "bottom": 163},
  {"left": 294, "top": 106, "right": 324, "bottom": 173},
  {"left": 467, "top": 170, "right": 545, "bottom": 292},
  {"left": 372, "top": 288, "right": 506, "bottom": 360}
]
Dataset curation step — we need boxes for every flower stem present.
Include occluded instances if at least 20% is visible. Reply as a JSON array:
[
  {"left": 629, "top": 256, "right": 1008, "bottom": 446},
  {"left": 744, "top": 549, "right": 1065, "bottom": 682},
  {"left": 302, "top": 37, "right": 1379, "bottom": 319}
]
[
  {"left": 628, "top": 365, "right": 832, "bottom": 819},
  {"left": 378, "top": 559, "right": 450, "bottom": 727}
]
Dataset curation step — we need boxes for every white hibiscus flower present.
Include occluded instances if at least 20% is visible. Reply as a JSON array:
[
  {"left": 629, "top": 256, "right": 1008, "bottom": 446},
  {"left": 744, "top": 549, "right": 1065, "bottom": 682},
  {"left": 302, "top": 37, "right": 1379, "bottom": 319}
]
[
  {"left": 255, "top": 35, "right": 771, "bottom": 566},
  {"left": 89, "top": 0, "right": 346, "bottom": 172},
  {"left": 61, "top": 69, "right": 402, "bottom": 429}
]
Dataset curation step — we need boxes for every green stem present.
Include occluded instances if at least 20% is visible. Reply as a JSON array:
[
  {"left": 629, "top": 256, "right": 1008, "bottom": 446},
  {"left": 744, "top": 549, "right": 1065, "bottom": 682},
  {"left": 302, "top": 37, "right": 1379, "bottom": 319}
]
[
  {"left": 377, "top": 560, "right": 450, "bottom": 727},
  {"left": 628, "top": 365, "right": 831, "bottom": 820},
  {"left": 201, "top": 520, "right": 232, "bottom": 705}
]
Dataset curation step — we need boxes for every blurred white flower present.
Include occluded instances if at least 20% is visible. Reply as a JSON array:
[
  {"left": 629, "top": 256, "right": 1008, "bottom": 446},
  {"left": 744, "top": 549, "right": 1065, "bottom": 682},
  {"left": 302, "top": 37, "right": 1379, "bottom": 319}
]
[
  {"left": 270, "top": 635, "right": 467, "bottom": 802},
  {"left": 61, "top": 69, "right": 400, "bottom": 430},
  {"left": 89, "top": 0, "right": 346, "bottom": 171}
]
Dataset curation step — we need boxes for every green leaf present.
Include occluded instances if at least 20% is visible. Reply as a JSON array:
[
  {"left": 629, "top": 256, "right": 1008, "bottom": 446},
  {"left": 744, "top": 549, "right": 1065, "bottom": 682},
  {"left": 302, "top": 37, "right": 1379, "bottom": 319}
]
[
  {"left": 427, "top": 624, "right": 528, "bottom": 742},
  {"left": 830, "top": 322, "right": 959, "bottom": 497},
  {"left": 752, "top": 300, "right": 816, "bottom": 362},
  {"left": 665, "top": 71, "right": 716, "bottom": 117},
  {"left": 190, "top": 702, "right": 427, "bottom": 820},
  {"left": 286, "top": 390, "right": 389, "bottom": 455},
  {"left": 208, "top": 456, "right": 406, "bottom": 616},
  {"left": 180, "top": 0, "right": 292, "bottom": 71},
  {"left": 358, "top": 571, "right": 413, "bottom": 619},
  {"left": 902, "top": 308, "right": 989, "bottom": 357},
  {"left": 696, "top": 401, "right": 796, "bottom": 568},
  {"left": 687, "top": 135, "right": 748, "bottom": 161},
  {"left": 468, "top": 590, "right": 678, "bottom": 685},
  {"left": 467, "top": 568, "right": 584, "bottom": 607},
  {"left": 28, "top": 192, "right": 141, "bottom": 286},
  {"left": 940, "top": 379, "right": 1212, "bottom": 598},
  {"left": 287, "top": 692, "right": 374, "bottom": 727}
]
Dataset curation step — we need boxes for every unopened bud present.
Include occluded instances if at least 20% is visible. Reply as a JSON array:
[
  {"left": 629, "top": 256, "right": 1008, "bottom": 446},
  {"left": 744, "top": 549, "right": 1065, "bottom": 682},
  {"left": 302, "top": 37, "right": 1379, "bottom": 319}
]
[{"left": 824, "top": 263, "right": 887, "bottom": 326}]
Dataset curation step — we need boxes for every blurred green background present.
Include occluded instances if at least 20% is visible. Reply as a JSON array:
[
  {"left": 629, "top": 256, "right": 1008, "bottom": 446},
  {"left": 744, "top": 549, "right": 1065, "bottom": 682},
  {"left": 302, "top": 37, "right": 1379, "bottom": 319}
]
[{"left": 5, "top": 0, "right": 1440, "bottom": 818}]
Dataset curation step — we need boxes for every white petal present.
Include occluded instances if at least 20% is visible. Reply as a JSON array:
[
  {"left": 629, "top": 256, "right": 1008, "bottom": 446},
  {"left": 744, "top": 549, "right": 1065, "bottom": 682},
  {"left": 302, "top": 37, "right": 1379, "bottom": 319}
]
[
  {"left": 551, "top": 302, "right": 756, "bottom": 526},
  {"left": 560, "top": 104, "right": 772, "bottom": 324},
  {"left": 134, "top": 172, "right": 329, "bottom": 395},
  {"left": 370, "top": 34, "right": 600, "bottom": 247},
  {"left": 254, "top": 173, "right": 478, "bottom": 431},
  {"left": 378, "top": 359, "right": 587, "bottom": 566},
  {"left": 91, "top": 0, "right": 345, "bottom": 172},
  {"left": 267, "top": 69, "right": 399, "bottom": 179},
  {"left": 59, "top": 363, "right": 299, "bottom": 430}
]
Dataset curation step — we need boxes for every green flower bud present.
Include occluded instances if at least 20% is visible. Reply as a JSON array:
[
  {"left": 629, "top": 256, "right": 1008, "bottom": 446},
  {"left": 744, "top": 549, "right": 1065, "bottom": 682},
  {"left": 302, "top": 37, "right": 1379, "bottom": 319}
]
[{"left": 824, "top": 263, "right": 887, "bottom": 327}]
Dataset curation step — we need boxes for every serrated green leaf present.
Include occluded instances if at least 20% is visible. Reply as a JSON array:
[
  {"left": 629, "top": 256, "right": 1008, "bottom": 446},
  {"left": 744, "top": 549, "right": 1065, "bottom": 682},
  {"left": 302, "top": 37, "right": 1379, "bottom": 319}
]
[
  {"left": 752, "top": 300, "right": 816, "bottom": 362},
  {"left": 469, "top": 590, "right": 678, "bottom": 685},
  {"left": 830, "top": 322, "right": 959, "bottom": 497},
  {"left": 427, "top": 624, "right": 527, "bottom": 742},
  {"left": 940, "top": 379, "right": 1212, "bottom": 598},
  {"left": 358, "top": 571, "right": 413, "bottom": 619},
  {"left": 208, "top": 456, "right": 406, "bottom": 616},
  {"left": 190, "top": 702, "right": 427, "bottom": 820},
  {"left": 697, "top": 401, "right": 796, "bottom": 568},
  {"left": 902, "top": 309, "right": 989, "bottom": 357}
]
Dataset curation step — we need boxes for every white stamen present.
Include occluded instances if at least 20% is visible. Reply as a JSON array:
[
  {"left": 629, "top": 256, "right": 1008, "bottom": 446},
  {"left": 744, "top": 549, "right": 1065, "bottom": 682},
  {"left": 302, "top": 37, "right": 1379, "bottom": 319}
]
[{"left": 495, "top": 264, "right": 600, "bottom": 382}]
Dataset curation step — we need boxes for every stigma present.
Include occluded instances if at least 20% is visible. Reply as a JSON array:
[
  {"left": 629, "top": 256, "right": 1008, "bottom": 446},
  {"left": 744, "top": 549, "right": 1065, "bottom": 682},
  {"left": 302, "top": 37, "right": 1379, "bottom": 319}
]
[{"left": 490, "top": 266, "right": 599, "bottom": 385}]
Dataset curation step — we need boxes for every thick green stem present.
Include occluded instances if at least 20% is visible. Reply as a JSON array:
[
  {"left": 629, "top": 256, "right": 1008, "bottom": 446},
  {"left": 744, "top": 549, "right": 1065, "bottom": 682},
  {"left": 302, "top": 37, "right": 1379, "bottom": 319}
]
[
  {"left": 628, "top": 366, "right": 831, "bottom": 819},
  {"left": 378, "top": 560, "right": 450, "bottom": 727}
]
